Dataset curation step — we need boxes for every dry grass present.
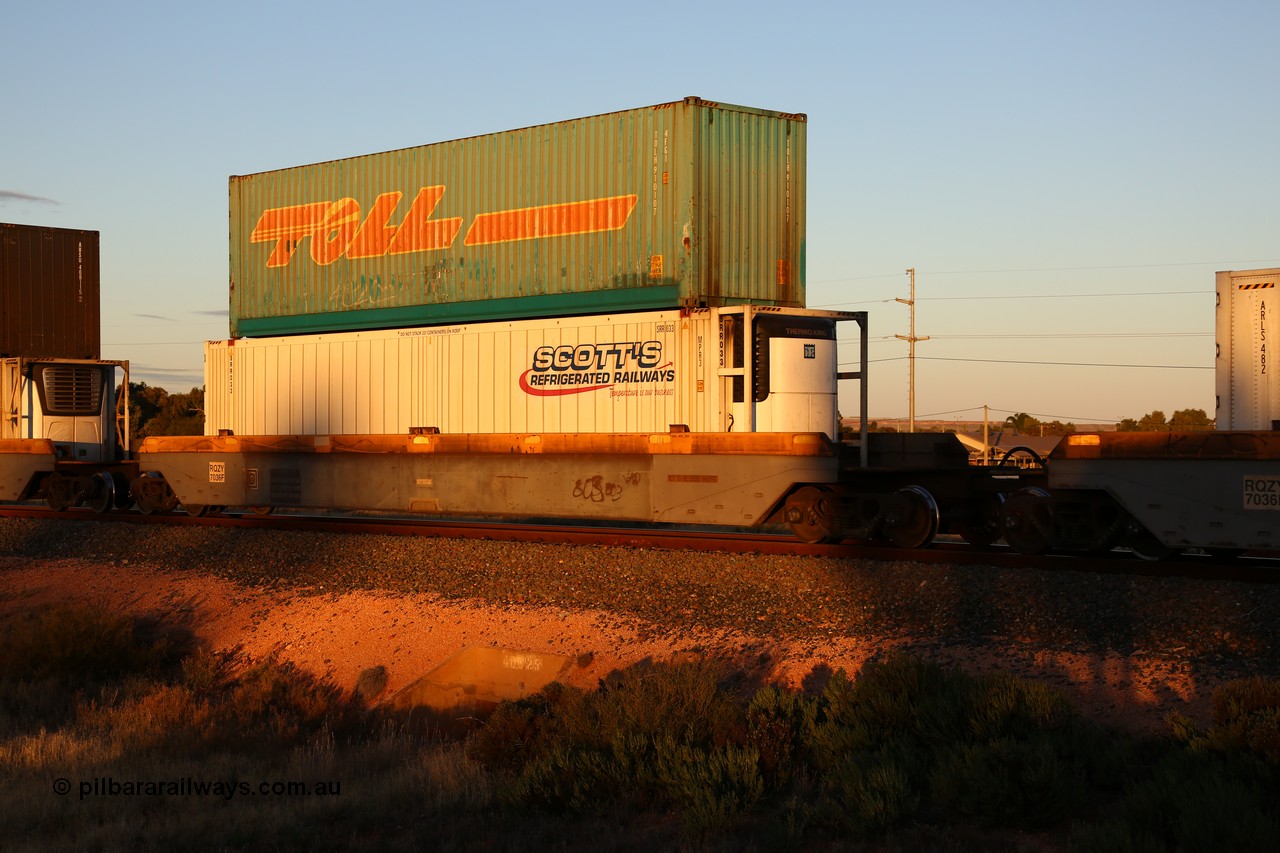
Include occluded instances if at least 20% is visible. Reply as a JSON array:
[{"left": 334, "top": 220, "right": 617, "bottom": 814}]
[
  {"left": 3, "top": 602, "right": 1280, "bottom": 851},
  {"left": 0, "top": 604, "right": 508, "bottom": 851}
]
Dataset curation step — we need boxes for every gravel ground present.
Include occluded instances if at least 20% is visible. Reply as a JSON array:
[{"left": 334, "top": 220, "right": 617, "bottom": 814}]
[{"left": 2, "top": 517, "right": 1278, "bottom": 732}]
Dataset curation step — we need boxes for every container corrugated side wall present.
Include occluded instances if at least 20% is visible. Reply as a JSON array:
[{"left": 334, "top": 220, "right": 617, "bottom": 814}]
[
  {"left": 206, "top": 311, "right": 713, "bottom": 436},
  {"left": 0, "top": 223, "right": 100, "bottom": 359},
  {"left": 1216, "top": 268, "right": 1280, "bottom": 429},
  {"left": 229, "top": 98, "right": 805, "bottom": 338}
]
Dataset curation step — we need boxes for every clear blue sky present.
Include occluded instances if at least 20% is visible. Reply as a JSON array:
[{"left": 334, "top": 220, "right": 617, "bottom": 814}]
[{"left": 3, "top": 0, "right": 1277, "bottom": 426}]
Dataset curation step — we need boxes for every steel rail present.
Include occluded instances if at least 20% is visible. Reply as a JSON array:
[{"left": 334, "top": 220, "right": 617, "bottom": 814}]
[{"left": 1, "top": 504, "right": 1275, "bottom": 582}]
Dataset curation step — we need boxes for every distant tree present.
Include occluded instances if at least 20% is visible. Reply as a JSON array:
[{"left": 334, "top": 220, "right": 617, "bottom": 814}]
[
  {"left": 1170, "top": 408, "right": 1214, "bottom": 431},
  {"left": 144, "top": 387, "right": 204, "bottom": 437},
  {"left": 124, "top": 382, "right": 167, "bottom": 447},
  {"left": 124, "top": 383, "right": 204, "bottom": 446},
  {"left": 1003, "top": 412, "right": 1042, "bottom": 434},
  {"left": 1041, "top": 420, "right": 1077, "bottom": 437},
  {"left": 1138, "top": 410, "right": 1168, "bottom": 431},
  {"left": 1115, "top": 409, "right": 1212, "bottom": 432}
]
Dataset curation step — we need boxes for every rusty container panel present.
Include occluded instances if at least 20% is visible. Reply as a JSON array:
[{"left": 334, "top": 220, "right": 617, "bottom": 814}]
[
  {"left": 229, "top": 97, "right": 806, "bottom": 338},
  {"left": 0, "top": 223, "right": 100, "bottom": 358}
]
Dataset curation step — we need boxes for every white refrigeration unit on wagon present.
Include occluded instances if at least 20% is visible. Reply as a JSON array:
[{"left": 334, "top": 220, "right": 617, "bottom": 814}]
[{"left": 203, "top": 306, "right": 864, "bottom": 441}]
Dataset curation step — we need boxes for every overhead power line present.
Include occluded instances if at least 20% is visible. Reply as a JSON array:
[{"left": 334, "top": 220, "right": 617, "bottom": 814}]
[
  {"left": 810, "top": 258, "right": 1280, "bottom": 285},
  {"left": 813, "top": 288, "right": 1210, "bottom": 309},
  {"left": 923, "top": 332, "right": 1211, "bottom": 340},
  {"left": 919, "top": 290, "right": 1210, "bottom": 301},
  {"left": 846, "top": 355, "right": 1209, "bottom": 370},
  {"left": 919, "top": 260, "right": 1280, "bottom": 276},
  {"left": 920, "top": 355, "right": 1211, "bottom": 370}
]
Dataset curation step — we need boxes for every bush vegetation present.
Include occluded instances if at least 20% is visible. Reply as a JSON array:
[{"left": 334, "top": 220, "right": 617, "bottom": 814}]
[{"left": 3, "top": 603, "right": 1279, "bottom": 850}]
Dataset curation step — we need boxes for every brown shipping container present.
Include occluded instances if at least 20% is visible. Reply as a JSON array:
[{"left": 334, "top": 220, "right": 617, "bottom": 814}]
[
  {"left": 230, "top": 97, "right": 806, "bottom": 338},
  {"left": 0, "top": 223, "right": 100, "bottom": 359}
]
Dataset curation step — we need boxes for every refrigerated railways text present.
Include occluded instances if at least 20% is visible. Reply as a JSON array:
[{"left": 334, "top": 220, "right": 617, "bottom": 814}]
[
  {"left": 522, "top": 368, "right": 677, "bottom": 388},
  {"left": 522, "top": 340, "right": 675, "bottom": 394}
]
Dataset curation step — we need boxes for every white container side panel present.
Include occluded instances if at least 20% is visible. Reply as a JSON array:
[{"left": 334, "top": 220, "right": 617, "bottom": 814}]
[
  {"left": 1217, "top": 269, "right": 1280, "bottom": 430},
  {"left": 207, "top": 310, "right": 711, "bottom": 436},
  {"left": 204, "top": 307, "right": 849, "bottom": 438}
]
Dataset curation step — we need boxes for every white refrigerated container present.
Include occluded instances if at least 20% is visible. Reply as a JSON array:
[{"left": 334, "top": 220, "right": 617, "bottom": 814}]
[{"left": 205, "top": 306, "right": 860, "bottom": 440}]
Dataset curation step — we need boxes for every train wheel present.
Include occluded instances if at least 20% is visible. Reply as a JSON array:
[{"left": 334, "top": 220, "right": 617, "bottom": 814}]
[
  {"left": 131, "top": 472, "right": 179, "bottom": 515},
  {"left": 785, "top": 487, "right": 837, "bottom": 544},
  {"left": 184, "top": 504, "right": 210, "bottom": 518},
  {"left": 86, "top": 472, "right": 117, "bottom": 514},
  {"left": 250, "top": 506, "right": 274, "bottom": 516},
  {"left": 883, "top": 485, "right": 939, "bottom": 549},
  {"left": 44, "top": 476, "right": 72, "bottom": 512},
  {"left": 1001, "top": 488, "right": 1053, "bottom": 555},
  {"left": 957, "top": 494, "right": 1004, "bottom": 547}
]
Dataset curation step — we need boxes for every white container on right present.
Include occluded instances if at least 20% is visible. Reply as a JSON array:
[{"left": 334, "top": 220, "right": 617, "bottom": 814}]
[{"left": 1216, "top": 268, "right": 1280, "bottom": 430}]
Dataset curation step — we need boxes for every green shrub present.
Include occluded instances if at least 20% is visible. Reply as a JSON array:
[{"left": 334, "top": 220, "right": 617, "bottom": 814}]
[
  {"left": 803, "top": 655, "right": 970, "bottom": 768},
  {"left": 818, "top": 748, "right": 919, "bottom": 836},
  {"left": 1203, "top": 677, "right": 1280, "bottom": 765},
  {"left": 745, "top": 684, "right": 815, "bottom": 784},
  {"left": 196, "top": 655, "right": 367, "bottom": 753},
  {"left": 651, "top": 737, "right": 764, "bottom": 831},
  {"left": 964, "top": 670, "right": 1077, "bottom": 740},
  {"left": 467, "top": 689, "right": 564, "bottom": 772},
  {"left": 472, "top": 659, "right": 764, "bottom": 833},
  {"left": 1071, "top": 750, "right": 1280, "bottom": 852},
  {"left": 0, "top": 604, "right": 175, "bottom": 684},
  {"left": 930, "top": 733, "right": 1087, "bottom": 828}
]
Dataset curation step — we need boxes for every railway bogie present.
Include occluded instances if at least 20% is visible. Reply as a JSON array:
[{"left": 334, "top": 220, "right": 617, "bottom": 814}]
[{"left": 995, "top": 431, "right": 1280, "bottom": 559}]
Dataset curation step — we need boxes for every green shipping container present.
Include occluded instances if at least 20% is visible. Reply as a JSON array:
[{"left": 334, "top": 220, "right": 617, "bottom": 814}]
[{"left": 229, "top": 97, "right": 805, "bottom": 338}]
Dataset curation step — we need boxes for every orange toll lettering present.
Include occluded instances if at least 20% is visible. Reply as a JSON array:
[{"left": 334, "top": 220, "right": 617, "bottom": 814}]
[
  {"left": 250, "top": 188, "right": 636, "bottom": 268},
  {"left": 464, "top": 195, "right": 638, "bottom": 246},
  {"left": 386, "top": 187, "right": 463, "bottom": 255}
]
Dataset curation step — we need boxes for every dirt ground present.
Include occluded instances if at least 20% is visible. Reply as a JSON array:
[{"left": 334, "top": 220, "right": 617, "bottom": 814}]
[{"left": 0, "top": 555, "right": 1215, "bottom": 736}]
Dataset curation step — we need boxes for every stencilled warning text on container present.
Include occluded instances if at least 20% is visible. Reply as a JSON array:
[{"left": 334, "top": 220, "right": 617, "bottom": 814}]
[{"left": 1244, "top": 476, "right": 1280, "bottom": 509}]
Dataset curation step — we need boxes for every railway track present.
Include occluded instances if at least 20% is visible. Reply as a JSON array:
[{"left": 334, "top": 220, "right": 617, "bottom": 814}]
[{"left": 2, "top": 503, "right": 1274, "bottom": 583}]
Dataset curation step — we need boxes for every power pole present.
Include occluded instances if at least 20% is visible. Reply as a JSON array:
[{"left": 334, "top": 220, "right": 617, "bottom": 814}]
[
  {"left": 895, "top": 268, "right": 930, "bottom": 432},
  {"left": 983, "top": 404, "right": 990, "bottom": 465}
]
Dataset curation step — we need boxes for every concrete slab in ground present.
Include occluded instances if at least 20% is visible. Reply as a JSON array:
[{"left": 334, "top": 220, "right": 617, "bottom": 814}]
[{"left": 388, "top": 645, "right": 573, "bottom": 714}]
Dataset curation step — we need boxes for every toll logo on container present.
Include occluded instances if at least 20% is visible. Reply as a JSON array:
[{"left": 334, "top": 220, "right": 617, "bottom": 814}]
[
  {"left": 250, "top": 187, "right": 638, "bottom": 268},
  {"left": 519, "top": 341, "right": 675, "bottom": 397}
]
